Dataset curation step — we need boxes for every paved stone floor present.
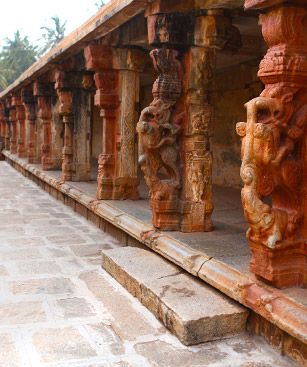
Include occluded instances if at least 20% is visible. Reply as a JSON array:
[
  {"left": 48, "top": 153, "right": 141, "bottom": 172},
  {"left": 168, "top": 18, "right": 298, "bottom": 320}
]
[{"left": 0, "top": 161, "right": 296, "bottom": 367}]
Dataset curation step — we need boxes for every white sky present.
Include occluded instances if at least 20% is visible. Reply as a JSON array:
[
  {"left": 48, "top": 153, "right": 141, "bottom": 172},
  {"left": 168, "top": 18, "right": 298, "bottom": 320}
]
[{"left": 0, "top": 0, "right": 110, "bottom": 48}]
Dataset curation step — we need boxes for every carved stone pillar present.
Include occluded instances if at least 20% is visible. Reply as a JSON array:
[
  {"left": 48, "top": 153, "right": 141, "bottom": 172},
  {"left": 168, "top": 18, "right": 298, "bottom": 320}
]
[
  {"left": 55, "top": 70, "right": 74, "bottom": 181},
  {"left": 0, "top": 103, "right": 6, "bottom": 150},
  {"left": 54, "top": 69, "right": 92, "bottom": 182},
  {"left": 236, "top": 0, "right": 307, "bottom": 288},
  {"left": 3, "top": 103, "right": 10, "bottom": 151},
  {"left": 11, "top": 96, "right": 26, "bottom": 158},
  {"left": 137, "top": 13, "right": 188, "bottom": 230},
  {"left": 8, "top": 100, "right": 17, "bottom": 154},
  {"left": 138, "top": 10, "right": 240, "bottom": 231},
  {"left": 180, "top": 11, "right": 241, "bottom": 232},
  {"left": 21, "top": 89, "right": 36, "bottom": 163},
  {"left": 114, "top": 48, "right": 145, "bottom": 199},
  {"left": 33, "top": 81, "right": 54, "bottom": 170},
  {"left": 84, "top": 45, "right": 144, "bottom": 199}
]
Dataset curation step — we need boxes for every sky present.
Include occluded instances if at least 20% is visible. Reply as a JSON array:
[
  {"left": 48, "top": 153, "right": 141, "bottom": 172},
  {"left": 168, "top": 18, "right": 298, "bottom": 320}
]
[{"left": 0, "top": 0, "right": 110, "bottom": 48}]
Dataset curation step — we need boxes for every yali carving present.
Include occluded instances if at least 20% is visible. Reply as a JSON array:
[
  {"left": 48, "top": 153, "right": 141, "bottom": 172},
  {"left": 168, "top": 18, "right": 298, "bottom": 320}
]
[{"left": 137, "top": 48, "right": 182, "bottom": 202}]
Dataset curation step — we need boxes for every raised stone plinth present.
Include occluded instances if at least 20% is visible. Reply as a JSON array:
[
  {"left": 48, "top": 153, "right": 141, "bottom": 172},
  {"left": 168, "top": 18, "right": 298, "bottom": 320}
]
[{"left": 102, "top": 247, "right": 248, "bottom": 345}]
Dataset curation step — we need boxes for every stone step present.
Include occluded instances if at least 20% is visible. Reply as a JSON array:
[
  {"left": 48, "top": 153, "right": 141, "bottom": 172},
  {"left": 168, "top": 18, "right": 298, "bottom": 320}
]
[{"left": 101, "top": 246, "right": 249, "bottom": 346}]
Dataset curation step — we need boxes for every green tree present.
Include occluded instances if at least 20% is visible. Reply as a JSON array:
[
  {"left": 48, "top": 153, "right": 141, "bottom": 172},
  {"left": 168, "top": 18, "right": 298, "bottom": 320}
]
[
  {"left": 95, "top": 0, "right": 105, "bottom": 9},
  {"left": 0, "top": 30, "right": 37, "bottom": 90},
  {"left": 39, "top": 16, "right": 66, "bottom": 55}
]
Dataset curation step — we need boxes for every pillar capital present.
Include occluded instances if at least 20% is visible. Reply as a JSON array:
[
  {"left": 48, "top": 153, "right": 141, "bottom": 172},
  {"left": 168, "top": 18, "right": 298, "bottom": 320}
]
[
  {"left": 193, "top": 11, "right": 241, "bottom": 52},
  {"left": 33, "top": 81, "right": 53, "bottom": 97},
  {"left": 84, "top": 44, "right": 113, "bottom": 71}
]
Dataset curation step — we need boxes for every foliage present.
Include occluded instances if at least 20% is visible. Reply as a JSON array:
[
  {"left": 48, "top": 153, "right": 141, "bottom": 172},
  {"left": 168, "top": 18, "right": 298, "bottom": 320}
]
[
  {"left": 0, "top": 16, "right": 67, "bottom": 91},
  {"left": 39, "top": 16, "right": 66, "bottom": 55},
  {"left": 0, "top": 30, "right": 37, "bottom": 91},
  {"left": 95, "top": 0, "right": 105, "bottom": 9}
]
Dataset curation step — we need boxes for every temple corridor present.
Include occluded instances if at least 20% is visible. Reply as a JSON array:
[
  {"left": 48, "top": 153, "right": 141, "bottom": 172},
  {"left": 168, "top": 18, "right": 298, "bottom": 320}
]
[{"left": 0, "top": 161, "right": 295, "bottom": 367}]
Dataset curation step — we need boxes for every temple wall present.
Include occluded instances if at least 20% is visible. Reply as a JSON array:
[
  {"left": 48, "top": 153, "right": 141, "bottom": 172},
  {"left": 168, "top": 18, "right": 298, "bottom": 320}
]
[{"left": 212, "top": 60, "right": 262, "bottom": 188}]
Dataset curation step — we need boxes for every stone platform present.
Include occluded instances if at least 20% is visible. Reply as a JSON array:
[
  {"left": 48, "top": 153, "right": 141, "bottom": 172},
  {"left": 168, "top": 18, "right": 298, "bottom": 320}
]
[
  {"left": 102, "top": 247, "right": 248, "bottom": 345},
  {"left": 0, "top": 159, "right": 296, "bottom": 367},
  {"left": 3, "top": 151, "right": 307, "bottom": 365}
]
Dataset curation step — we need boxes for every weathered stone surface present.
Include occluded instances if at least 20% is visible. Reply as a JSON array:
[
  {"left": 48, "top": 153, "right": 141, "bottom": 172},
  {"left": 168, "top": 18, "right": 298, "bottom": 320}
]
[
  {"left": 17, "top": 260, "right": 61, "bottom": 274},
  {"left": 79, "top": 270, "right": 160, "bottom": 341},
  {"left": 56, "top": 297, "right": 96, "bottom": 318},
  {"left": 10, "top": 277, "right": 75, "bottom": 295},
  {"left": 0, "top": 265, "right": 8, "bottom": 276},
  {"left": 0, "top": 334, "right": 20, "bottom": 367},
  {"left": 0, "top": 161, "right": 298, "bottom": 367},
  {"left": 32, "top": 327, "right": 97, "bottom": 363},
  {"left": 102, "top": 247, "right": 248, "bottom": 345},
  {"left": 0, "top": 302, "right": 46, "bottom": 325}
]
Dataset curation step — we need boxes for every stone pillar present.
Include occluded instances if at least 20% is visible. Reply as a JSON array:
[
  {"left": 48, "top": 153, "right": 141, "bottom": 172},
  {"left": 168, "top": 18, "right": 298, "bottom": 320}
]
[
  {"left": 3, "top": 103, "right": 10, "bottom": 151},
  {"left": 236, "top": 0, "right": 307, "bottom": 288},
  {"left": 8, "top": 100, "right": 17, "bottom": 154},
  {"left": 55, "top": 70, "right": 74, "bottom": 181},
  {"left": 11, "top": 96, "right": 27, "bottom": 158},
  {"left": 114, "top": 48, "right": 145, "bottom": 199},
  {"left": 0, "top": 103, "right": 6, "bottom": 150},
  {"left": 21, "top": 89, "right": 37, "bottom": 163},
  {"left": 138, "top": 10, "right": 240, "bottom": 231},
  {"left": 137, "top": 13, "right": 188, "bottom": 230},
  {"left": 33, "top": 81, "right": 54, "bottom": 170},
  {"left": 180, "top": 11, "right": 241, "bottom": 232},
  {"left": 55, "top": 69, "right": 92, "bottom": 181},
  {"left": 84, "top": 45, "right": 144, "bottom": 199}
]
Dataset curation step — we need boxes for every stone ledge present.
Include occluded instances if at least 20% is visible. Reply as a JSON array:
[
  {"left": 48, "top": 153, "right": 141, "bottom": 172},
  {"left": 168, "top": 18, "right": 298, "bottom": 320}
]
[
  {"left": 102, "top": 246, "right": 248, "bottom": 345},
  {"left": 3, "top": 150, "right": 307, "bottom": 348}
]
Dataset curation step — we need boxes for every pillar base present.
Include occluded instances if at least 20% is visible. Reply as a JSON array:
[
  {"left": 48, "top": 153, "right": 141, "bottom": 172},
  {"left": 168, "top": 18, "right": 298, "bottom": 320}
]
[
  {"left": 151, "top": 199, "right": 180, "bottom": 231},
  {"left": 17, "top": 148, "right": 27, "bottom": 158},
  {"left": 249, "top": 241, "right": 307, "bottom": 289},
  {"left": 42, "top": 157, "right": 62, "bottom": 171},
  {"left": 180, "top": 201, "right": 213, "bottom": 232},
  {"left": 97, "top": 177, "right": 139, "bottom": 200}
]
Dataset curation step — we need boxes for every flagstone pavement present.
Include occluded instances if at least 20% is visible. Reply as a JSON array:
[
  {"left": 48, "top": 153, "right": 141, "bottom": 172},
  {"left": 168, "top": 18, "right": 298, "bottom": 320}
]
[{"left": 0, "top": 161, "right": 295, "bottom": 367}]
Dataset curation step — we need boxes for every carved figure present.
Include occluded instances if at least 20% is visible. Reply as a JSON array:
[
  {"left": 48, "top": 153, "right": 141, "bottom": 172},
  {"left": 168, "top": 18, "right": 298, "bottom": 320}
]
[
  {"left": 137, "top": 48, "right": 182, "bottom": 202},
  {"left": 237, "top": 0, "right": 306, "bottom": 287},
  {"left": 237, "top": 86, "right": 305, "bottom": 249},
  {"left": 188, "top": 164, "right": 205, "bottom": 202}
]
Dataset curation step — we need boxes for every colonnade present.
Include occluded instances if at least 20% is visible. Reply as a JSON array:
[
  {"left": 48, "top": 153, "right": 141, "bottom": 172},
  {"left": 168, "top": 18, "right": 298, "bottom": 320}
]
[{"left": 0, "top": 0, "right": 305, "bottom": 289}]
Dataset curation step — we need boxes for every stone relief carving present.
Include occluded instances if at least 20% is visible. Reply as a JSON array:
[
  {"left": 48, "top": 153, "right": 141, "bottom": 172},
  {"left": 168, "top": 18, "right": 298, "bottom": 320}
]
[
  {"left": 137, "top": 48, "right": 182, "bottom": 202},
  {"left": 237, "top": 89, "right": 305, "bottom": 249},
  {"left": 237, "top": 1, "right": 306, "bottom": 287}
]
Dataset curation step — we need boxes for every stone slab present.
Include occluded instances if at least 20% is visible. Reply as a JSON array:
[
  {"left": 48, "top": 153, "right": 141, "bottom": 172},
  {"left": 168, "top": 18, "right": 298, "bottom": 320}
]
[{"left": 101, "top": 247, "right": 248, "bottom": 346}]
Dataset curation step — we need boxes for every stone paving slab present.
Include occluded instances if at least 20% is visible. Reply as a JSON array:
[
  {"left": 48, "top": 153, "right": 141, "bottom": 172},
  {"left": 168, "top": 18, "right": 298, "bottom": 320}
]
[
  {"left": 102, "top": 247, "right": 248, "bottom": 345},
  {"left": 0, "top": 161, "right": 297, "bottom": 366}
]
